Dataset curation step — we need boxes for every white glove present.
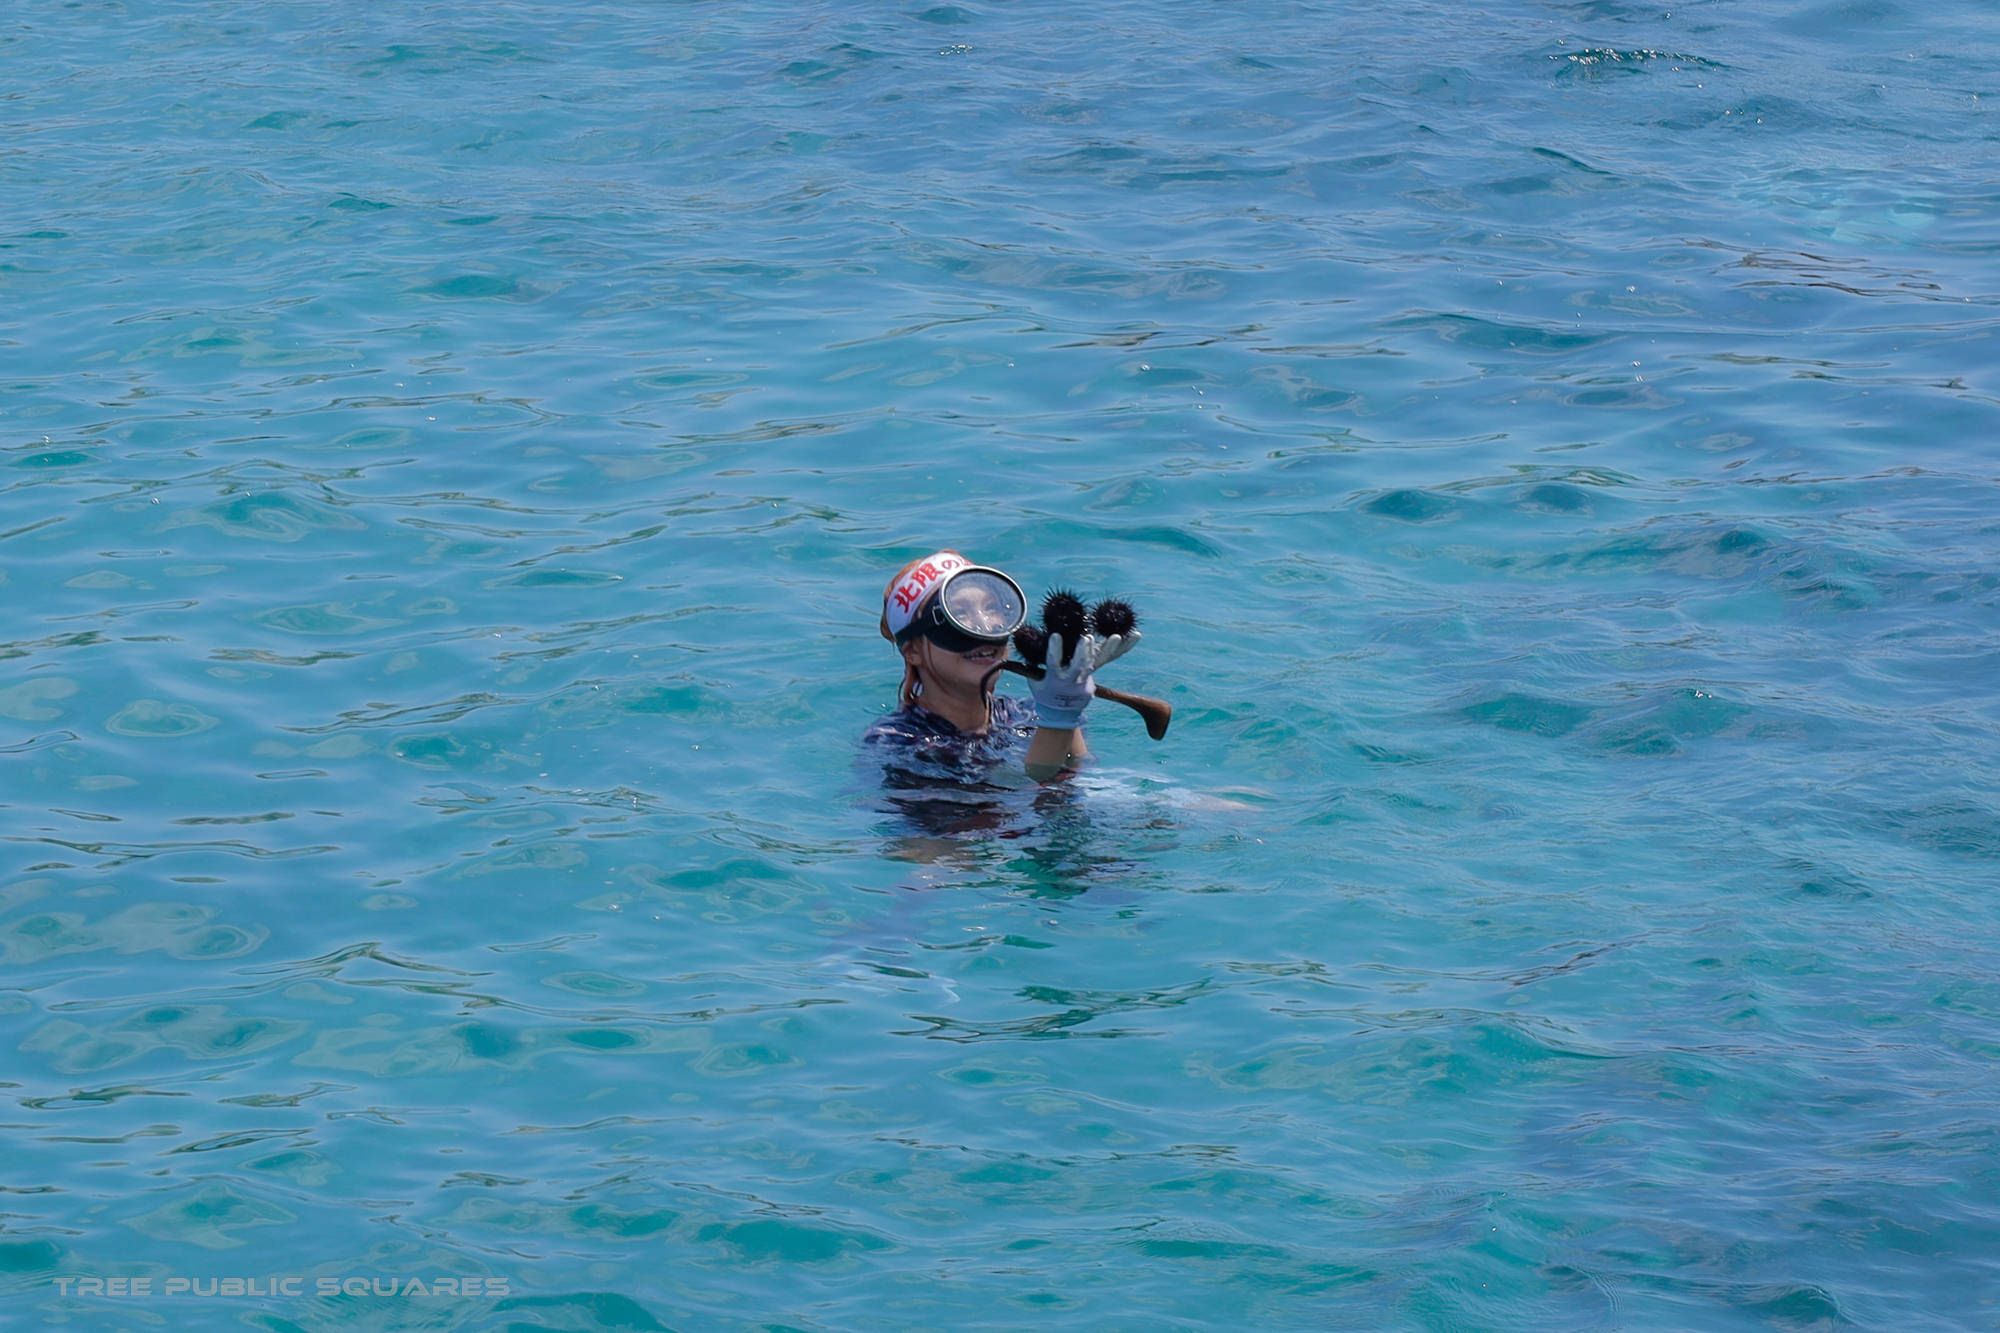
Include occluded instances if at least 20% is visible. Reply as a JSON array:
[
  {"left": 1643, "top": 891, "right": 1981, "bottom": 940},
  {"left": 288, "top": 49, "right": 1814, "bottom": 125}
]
[
  {"left": 1028, "top": 632, "right": 1096, "bottom": 729},
  {"left": 1088, "top": 629, "right": 1141, "bottom": 671}
]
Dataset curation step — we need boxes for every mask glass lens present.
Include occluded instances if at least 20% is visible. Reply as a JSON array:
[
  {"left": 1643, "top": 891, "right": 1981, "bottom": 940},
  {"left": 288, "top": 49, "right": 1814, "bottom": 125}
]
[{"left": 938, "top": 569, "right": 1025, "bottom": 640}]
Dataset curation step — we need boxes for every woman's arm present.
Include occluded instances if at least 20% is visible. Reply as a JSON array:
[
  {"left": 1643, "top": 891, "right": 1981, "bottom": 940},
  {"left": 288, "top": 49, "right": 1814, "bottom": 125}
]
[
  {"left": 1024, "top": 723, "right": 1088, "bottom": 783},
  {"left": 1019, "top": 629, "right": 1102, "bottom": 783}
]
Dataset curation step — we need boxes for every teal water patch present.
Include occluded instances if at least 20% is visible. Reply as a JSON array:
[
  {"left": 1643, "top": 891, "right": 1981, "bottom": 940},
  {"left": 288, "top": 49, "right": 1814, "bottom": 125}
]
[{"left": 4, "top": 0, "right": 2000, "bottom": 1328}]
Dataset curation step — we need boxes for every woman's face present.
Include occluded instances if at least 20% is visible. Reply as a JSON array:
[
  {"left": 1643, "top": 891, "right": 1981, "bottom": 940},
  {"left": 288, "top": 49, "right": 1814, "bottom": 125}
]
[{"left": 906, "top": 635, "right": 1004, "bottom": 696}]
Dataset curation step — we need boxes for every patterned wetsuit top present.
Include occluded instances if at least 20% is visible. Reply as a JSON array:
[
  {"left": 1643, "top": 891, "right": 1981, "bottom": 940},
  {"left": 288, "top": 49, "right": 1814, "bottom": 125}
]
[{"left": 860, "top": 694, "right": 1039, "bottom": 781}]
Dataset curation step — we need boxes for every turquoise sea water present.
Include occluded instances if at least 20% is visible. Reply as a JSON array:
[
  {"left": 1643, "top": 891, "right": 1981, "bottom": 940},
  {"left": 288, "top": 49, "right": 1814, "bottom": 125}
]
[{"left": 5, "top": 0, "right": 1999, "bottom": 1327}]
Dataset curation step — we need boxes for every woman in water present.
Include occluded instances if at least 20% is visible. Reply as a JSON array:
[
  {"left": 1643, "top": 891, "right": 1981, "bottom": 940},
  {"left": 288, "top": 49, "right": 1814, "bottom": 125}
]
[{"left": 863, "top": 549, "right": 1136, "bottom": 784}]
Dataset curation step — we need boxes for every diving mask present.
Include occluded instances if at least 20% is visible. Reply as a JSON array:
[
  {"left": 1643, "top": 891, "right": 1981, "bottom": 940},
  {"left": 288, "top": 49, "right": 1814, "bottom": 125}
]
[{"left": 883, "top": 550, "right": 1027, "bottom": 653}]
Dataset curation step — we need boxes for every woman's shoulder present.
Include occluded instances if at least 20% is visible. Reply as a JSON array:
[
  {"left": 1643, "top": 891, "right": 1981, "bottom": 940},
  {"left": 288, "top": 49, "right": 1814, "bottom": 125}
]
[
  {"left": 862, "top": 704, "right": 957, "bottom": 749},
  {"left": 864, "top": 697, "right": 1036, "bottom": 746},
  {"left": 990, "top": 693, "right": 1037, "bottom": 732}
]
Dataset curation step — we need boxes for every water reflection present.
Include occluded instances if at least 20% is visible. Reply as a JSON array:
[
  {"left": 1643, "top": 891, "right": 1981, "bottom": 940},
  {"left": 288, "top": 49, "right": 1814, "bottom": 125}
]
[{"left": 867, "top": 754, "right": 1182, "bottom": 899}]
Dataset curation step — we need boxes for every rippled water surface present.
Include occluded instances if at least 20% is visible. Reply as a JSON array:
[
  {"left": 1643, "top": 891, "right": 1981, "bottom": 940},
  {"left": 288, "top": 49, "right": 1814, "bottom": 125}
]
[{"left": 5, "top": 0, "right": 1999, "bottom": 1327}]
